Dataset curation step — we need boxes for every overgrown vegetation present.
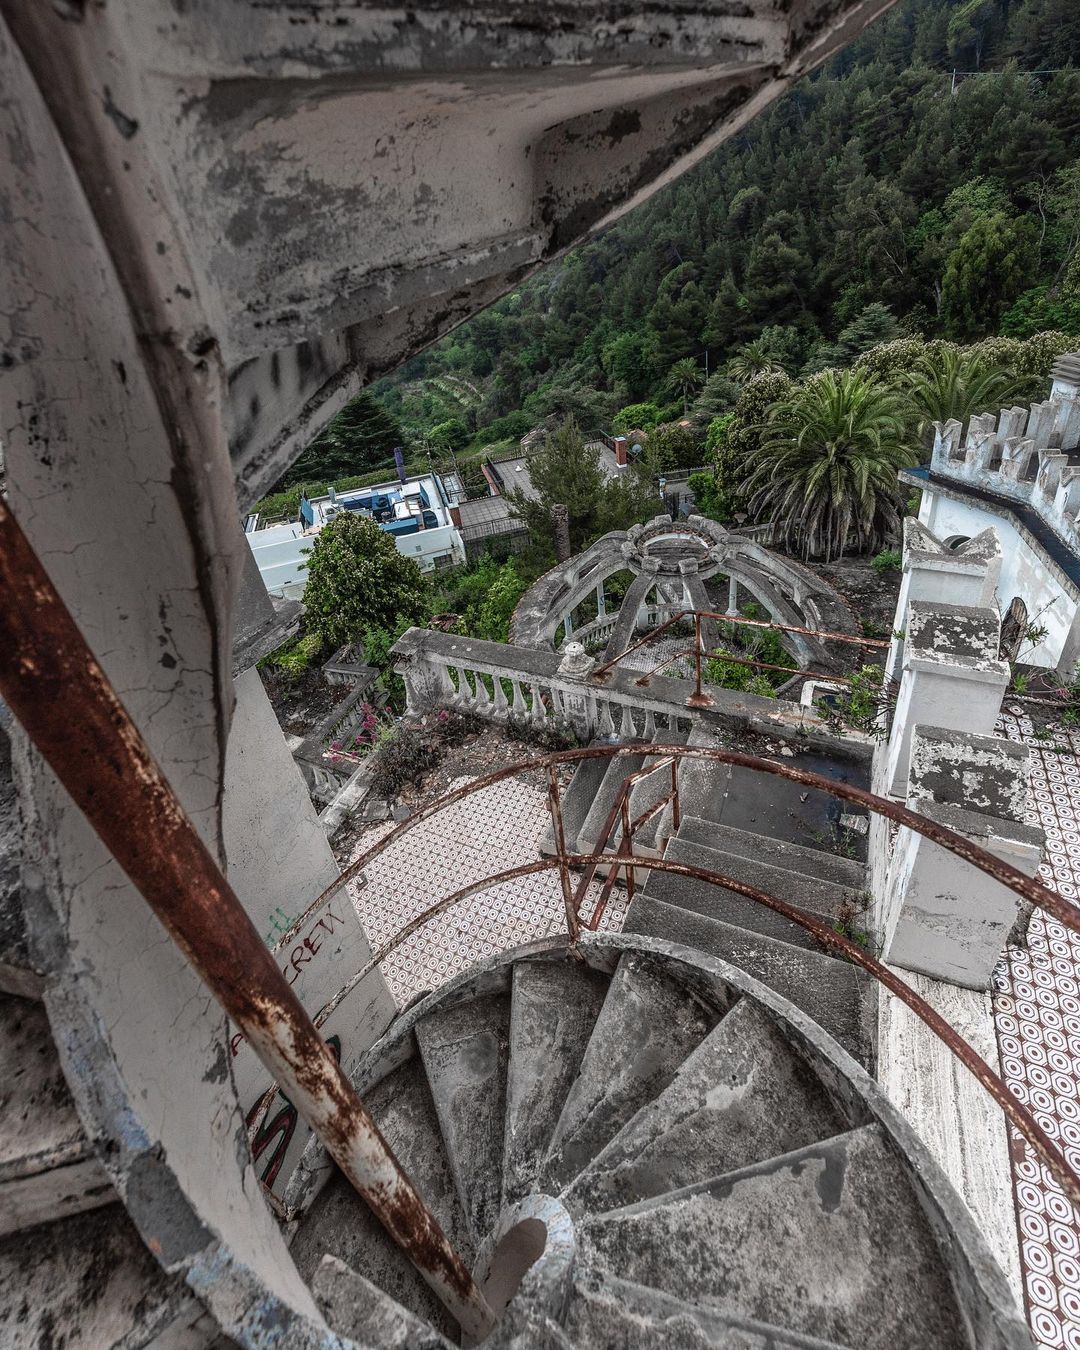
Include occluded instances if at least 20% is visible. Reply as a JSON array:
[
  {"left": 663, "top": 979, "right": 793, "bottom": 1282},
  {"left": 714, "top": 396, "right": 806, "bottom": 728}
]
[
  {"left": 302, "top": 513, "right": 430, "bottom": 652},
  {"left": 368, "top": 0, "right": 1078, "bottom": 463}
]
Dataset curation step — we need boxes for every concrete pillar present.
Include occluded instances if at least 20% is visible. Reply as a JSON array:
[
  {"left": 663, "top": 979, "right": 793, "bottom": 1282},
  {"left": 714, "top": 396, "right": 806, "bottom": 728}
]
[
  {"left": 884, "top": 601, "right": 1010, "bottom": 799},
  {"left": 1, "top": 43, "right": 320, "bottom": 1326},
  {"left": 556, "top": 641, "right": 597, "bottom": 739},
  {"left": 881, "top": 726, "right": 1043, "bottom": 988},
  {"left": 886, "top": 521, "right": 1001, "bottom": 684},
  {"left": 222, "top": 667, "right": 395, "bottom": 1189},
  {"left": 596, "top": 584, "right": 607, "bottom": 619},
  {"left": 727, "top": 575, "right": 738, "bottom": 616}
]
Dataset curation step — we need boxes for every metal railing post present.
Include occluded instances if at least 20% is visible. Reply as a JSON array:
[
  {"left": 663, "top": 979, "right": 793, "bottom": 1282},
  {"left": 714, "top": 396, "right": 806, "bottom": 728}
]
[
  {"left": 670, "top": 756, "right": 681, "bottom": 833},
  {"left": 547, "top": 762, "right": 580, "bottom": 941},
  {"left": 0, "top": 499, "right": 495, "bottom": 1341},
  {"left": 620, "top": 792, "right": 635, "bottom": 900}
]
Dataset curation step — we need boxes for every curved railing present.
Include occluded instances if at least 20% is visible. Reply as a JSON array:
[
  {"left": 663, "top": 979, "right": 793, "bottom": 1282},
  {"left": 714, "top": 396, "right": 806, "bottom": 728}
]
[
  {"left": 591, "top": 606, "right": 888, "bottom": 706},
  {"left": 258, "top": 741, "right": 1080, "bottom": 1216}
]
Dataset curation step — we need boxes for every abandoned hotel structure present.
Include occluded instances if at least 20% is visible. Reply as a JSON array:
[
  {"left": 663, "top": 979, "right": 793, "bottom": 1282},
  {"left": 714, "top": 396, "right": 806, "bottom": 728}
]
[{"left": 2, "top": 3, "right": 1080, "bottom": 1348}]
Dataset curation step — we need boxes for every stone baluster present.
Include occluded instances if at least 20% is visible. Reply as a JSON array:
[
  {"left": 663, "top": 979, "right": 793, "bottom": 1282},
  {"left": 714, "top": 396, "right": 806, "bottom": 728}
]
[
  {"left": 619, "top": 703, "right": 637, "bottom": 740},
  {"left": 447, "top": 664, "right": 466, "bottom": 707},
  {"left": 597, "top": 698, "right": 615, "bottom": 738},
  {"left": 510, "top": 677, "right": 528, "bottom": 719},
  {"left": 473, "top": 668, "right": 492, "bottom": 714},
  {"left": 492, "top": 673, "right": 509, "bottom": 721},
  {"left": 643, "top": 708, "right": 656, "bottom": 739},
  {"left": 529, "top": 682, "right": 545, "bottom": 726}
]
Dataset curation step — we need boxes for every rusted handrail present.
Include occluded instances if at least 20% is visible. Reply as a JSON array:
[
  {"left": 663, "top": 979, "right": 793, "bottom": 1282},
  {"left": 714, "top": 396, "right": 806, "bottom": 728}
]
[
  {"left": 279, "top": 743, "right": 1080, "bottom": 955},
  {"left": 565, "top": 755, "right": 676, "bottom": 928},
  {"left": 305, "top": 845, "right": 1080, "bottom": 1217},
  {"left": 262, "top": 739, "right": 1080, "bottom": 1218},
  {"left": 0, "top": 499, "right": 495, "bottom": 1340},
  {"left": 591, "top": 606, "right": 889, "bottom": 683}
]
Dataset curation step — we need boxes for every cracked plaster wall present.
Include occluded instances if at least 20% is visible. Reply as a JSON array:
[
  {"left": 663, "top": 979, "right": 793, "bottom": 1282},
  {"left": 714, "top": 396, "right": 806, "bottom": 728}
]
[{"left": 0, "top": 19, "right": 326, "bottom": 1339}]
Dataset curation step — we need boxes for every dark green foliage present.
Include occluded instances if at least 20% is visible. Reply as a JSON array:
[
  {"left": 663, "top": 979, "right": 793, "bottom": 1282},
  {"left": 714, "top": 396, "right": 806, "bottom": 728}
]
[
  {"left": 429, "top": 556, "right": 530, "bottom": 642},
  {"left": 280, "top": 393, "right": 405, "bottom": 488},
  {"left": 302, "top": 513, "right": 429, "bottom": 651},
  {"left": 743, "top": 370, "right": 917, "bottom": 560},
  {"left": 871, "top": 548, "right": 903, "bottom": 573},
  {"left": 506, "top": 418, "right": 656, "bottom": 554},
  {"left": 258, "top": 631, "right": 323, "bottom": 683},
  {"left": 365, "top": 0, "right": 1078, "bottom": 467}
]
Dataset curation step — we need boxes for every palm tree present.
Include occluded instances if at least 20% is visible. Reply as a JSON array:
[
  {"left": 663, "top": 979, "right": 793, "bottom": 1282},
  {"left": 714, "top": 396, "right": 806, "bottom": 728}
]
[
  {"left": 903, "top": 347, "right": 1025, "bottom": 448},
  {"left": 665, "top": 357, "right": 704, "bottom": 415},
  {"left": 726, "top": 339, "right": 783, "bottom": 384},
  {"left": 742, "top": 370, "right": 917, "bottom": 562}
]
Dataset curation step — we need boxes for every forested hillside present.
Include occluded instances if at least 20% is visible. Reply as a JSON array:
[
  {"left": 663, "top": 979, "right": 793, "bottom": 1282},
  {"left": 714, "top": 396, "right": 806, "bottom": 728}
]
[{"left": 368, "top": 0, "right": 1079, "bottom": 456}]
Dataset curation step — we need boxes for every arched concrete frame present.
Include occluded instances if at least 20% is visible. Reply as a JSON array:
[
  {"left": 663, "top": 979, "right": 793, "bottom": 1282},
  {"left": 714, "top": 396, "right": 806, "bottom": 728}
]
[{"left": 510, "top": 515, "right": 856, "bottom": 673}]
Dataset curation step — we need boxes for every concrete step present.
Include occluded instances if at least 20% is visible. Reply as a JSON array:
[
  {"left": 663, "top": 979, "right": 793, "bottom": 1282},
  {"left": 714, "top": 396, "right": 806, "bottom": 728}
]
[
  {"left": 676, "top": 816, "right": 866, "bottom": 890},
  {"left": 540, "top": 752, "right": 610, "bottom": 855},
  {"left": 562, "top": 997, "right": 855, "bottom": 1218},
  {"left": 624, "top": 894, "right": 874, "bottom": 1069},
  {"left": 0, "top": 1202, "right": 194, "bottom": 1347},
  {"left": 0, "top": 992, "right": 112, "bottom": 1236},
  {"left": 541, "top": 952, "right": 727, "bottom": 1195},
  {"left": 313, "top": 1254, "right": 453, "bottom": 1349},
  {"left": 576, "top": 752, "right": 648, "bottom": 855},
  {"left": 502, "top": 958, "right": 609, "bottom": 1209},
  {"left": 644, "top": 836, "right": 863, "bottom": 953},
  {"left": 416, "top": 993, "right": 510, "bottom": 1246},
  {"left": 579, "top": 1125, "right": 968, "bottom": 1350},
  {"left": 669, "top": 728, "right": 870, "bottom": 862},
  {"left": 289, "top": 1056, "right": 472, "bottom": 1338},
  {"left": 564, "top": 1273, "right": 854, "bottom": 1349}
]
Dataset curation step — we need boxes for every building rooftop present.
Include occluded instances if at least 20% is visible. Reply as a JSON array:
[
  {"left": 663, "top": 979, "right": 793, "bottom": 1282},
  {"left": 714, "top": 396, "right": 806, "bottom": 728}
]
[{"left": 245, "top": 470, "right": 463, "bottom": 594}]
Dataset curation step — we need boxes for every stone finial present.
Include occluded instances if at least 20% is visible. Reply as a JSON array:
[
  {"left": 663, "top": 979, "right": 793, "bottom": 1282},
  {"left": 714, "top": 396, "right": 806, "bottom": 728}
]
[{"left": 557, "top": 641, "right": 595, "bottom": 679}]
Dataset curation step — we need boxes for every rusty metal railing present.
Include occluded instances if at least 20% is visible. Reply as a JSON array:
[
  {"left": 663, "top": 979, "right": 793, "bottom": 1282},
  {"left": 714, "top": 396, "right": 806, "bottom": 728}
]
[
  {"left": 589, "top": 606, "right": 890, "bottom": 707},
  {"left": 272, "top": 740, "right": 1080, "bottom": 1221},
  {"left": 0, "top": 498, "right": 496, "bottom": 1341}
]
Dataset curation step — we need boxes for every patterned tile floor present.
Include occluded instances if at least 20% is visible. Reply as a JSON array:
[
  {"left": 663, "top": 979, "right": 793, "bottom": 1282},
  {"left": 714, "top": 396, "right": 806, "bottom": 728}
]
[
  {"left": 346, "top": 776, "right": 624, "bottom": 1007},
  {"left": 617, "top": 633, "right": 694, "bottom": 679},
  {"left": 995, "top": 708, "right": 1080, "bottom": 1350}
]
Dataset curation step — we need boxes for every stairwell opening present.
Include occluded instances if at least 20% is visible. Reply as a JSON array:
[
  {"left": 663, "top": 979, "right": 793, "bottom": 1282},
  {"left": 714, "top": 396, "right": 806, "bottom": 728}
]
[{"left": 477, "top": 1216, "right": 548, "bottom": 1328}]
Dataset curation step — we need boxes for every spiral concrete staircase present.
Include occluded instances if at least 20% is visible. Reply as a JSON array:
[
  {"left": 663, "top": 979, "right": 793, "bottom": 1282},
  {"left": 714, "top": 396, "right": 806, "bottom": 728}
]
[{"left": 284, "top": 935, "right": 1030, "bottom": 1349}]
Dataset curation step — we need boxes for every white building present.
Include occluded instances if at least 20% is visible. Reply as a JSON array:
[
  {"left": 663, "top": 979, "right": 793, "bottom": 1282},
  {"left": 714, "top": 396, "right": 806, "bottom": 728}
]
[
  {"left": 900, "top": 353, "right": 1080, "bottom": 677},
  {"left": 245, "top": 471, "right": 466, "bottom": 598}
]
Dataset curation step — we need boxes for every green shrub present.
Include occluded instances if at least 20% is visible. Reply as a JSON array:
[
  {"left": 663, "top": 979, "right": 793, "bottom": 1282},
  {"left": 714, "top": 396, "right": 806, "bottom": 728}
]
[
  {"left": 870, "top": 549, "right": 902, "bottom": 574},
  {"left": 259, "top": 631, "right": 322, "bottom": 683}
]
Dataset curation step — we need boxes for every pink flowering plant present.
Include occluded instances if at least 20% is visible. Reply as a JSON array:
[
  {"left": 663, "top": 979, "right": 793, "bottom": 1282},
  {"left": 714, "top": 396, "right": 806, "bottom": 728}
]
[{"left": 326, "top": 702, "right": 382, "bottom": 764}]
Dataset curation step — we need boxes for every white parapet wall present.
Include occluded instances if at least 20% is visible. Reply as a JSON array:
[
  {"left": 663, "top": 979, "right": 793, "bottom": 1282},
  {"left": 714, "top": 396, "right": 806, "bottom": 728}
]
[
  {"left": 881, "top": 725, "right": 1044, "bottom": 989},
  {"left": 884, "top": 600, "right": 1010, "bottom": 799}
]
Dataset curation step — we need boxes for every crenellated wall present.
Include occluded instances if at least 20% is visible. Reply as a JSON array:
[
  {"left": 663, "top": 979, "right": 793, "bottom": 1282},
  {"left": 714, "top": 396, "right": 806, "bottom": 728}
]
[{"left": 929, "top": 356, "right": 1080, "bottom": 550}]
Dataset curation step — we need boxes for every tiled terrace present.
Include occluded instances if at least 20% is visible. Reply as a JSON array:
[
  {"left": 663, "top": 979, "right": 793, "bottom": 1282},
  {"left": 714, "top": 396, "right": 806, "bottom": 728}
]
[
  {"left": 996, "top": 707, "right": 1080, "bottom": 1350},
  {"left": 346, "top": 775, "right": 624, "bottom": 1007}
]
